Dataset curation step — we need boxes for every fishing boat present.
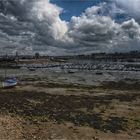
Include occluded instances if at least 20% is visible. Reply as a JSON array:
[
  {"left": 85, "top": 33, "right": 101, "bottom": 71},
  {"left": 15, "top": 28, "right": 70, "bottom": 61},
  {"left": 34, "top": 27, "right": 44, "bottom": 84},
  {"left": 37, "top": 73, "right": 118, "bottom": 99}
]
[{"left": 2, "top": 78, "right": 17, "bottom": 88}]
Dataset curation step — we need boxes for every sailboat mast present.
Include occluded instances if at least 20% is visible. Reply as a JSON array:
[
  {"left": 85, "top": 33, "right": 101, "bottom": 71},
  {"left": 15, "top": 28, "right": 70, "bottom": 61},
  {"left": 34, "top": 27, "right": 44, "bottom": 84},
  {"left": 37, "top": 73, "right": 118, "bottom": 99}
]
[
  {"left": 4, "top": 53, "right": 8, "bottom": 79},
  {"left": 4, "top": 68, "right": 7, "bottom": 79}
]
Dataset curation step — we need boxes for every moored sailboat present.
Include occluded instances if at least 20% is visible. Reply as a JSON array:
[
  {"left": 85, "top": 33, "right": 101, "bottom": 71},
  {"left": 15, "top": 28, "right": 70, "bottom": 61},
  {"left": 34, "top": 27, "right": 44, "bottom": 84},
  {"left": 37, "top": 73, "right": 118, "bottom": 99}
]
[{"left": 2, "top": 53, "right": 18, "bottom": 88}]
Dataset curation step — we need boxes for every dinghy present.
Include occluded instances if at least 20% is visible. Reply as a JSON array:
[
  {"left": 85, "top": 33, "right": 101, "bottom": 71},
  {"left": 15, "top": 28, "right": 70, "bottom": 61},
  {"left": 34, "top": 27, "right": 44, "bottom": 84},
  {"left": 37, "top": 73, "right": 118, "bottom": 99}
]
[
  {"left": 2, "top": 53, "right": 18, "bottom": 88},
  {"left": 2, "top": 78, "right": 17, "bottom": 88}
]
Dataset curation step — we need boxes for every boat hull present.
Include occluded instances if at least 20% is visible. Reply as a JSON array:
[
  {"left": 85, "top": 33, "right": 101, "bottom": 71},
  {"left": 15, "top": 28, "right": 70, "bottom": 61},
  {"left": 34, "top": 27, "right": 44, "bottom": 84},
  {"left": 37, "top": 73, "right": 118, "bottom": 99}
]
[
  {"left": 2, "top": 82, "right": 17, "bottom": 88},
  {"left": 2, "top": 80, "right": 17, "bottom": 88}
]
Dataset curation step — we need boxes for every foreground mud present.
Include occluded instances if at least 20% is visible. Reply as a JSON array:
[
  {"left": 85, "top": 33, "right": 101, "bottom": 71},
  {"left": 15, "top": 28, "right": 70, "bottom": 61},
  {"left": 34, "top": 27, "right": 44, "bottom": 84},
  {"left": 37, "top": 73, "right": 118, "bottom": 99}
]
[
  {"left": 0, "top": 62, "right": 140, "bottom": 140},
  {"left": 0, "top": 82, "right": 139, "bottom": 140}
]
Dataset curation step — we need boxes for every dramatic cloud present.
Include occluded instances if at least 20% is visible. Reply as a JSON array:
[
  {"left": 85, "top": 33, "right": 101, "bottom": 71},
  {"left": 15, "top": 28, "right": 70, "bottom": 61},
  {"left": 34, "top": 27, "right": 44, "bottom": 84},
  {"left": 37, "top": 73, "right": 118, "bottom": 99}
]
[
  {"left": 68, "top": 3, "right": 140, "bottom": 53},
  {"left": 0, "top": 0, "right": 71, "bottom": 55},
  {"left": 0, "top": 0, "right": 140, "bottom": 55},
  {"left": 115, "top": 0, "right": 140, "bottom": 20}
]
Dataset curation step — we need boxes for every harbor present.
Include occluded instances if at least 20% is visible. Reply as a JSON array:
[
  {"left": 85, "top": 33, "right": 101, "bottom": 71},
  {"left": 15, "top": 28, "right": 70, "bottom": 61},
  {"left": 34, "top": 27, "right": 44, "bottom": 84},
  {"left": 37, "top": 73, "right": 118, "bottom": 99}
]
[{"left": 0, "top": 56, "right": 139, "bottom": 140}]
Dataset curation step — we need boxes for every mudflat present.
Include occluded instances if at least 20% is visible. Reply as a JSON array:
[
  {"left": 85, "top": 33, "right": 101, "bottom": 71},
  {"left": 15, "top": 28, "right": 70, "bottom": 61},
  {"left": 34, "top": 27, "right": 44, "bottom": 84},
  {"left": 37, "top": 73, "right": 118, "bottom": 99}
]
[{"left": 0, "top": 61, "right": 140, "bottom": 140}]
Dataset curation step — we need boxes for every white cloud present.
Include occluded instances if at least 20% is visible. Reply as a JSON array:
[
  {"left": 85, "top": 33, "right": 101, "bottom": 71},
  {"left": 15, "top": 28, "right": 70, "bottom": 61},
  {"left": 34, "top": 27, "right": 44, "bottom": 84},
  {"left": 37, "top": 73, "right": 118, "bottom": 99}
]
[
  {"left": 31, "top": 0, "right": 68, "bottom": 40},
  {"left": 115, "top": 0, "right": 140, "bottom": 19},
  {"left": 68, "top": 4, "right": 140, "bottom": 53}
]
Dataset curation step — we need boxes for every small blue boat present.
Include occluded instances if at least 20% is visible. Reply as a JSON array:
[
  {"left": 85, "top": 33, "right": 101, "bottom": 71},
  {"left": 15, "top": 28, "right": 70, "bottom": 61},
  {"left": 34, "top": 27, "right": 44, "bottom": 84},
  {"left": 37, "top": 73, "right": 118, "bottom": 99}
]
[{"left": 2, "top": 78, "right": 17, "bottom": 88}]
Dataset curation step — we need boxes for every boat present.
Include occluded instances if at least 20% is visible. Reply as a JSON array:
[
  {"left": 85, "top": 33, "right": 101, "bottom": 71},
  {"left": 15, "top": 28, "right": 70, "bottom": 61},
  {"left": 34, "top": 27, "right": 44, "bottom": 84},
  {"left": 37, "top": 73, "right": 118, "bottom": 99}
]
[
  {"left": 28, "top": 67, "right": 36, "bottom": 71},
  {"left": 2, "top": 78, "right": 17, "bottom": 88},
  {"left": 95, "top": 71, "right": 103, "bottom": 75},
  {"left": 2, "top": 53, "right": 18, "bottom": 88},
  {"left": 67, "top": 70, "right": 75, "bottom": 73}
]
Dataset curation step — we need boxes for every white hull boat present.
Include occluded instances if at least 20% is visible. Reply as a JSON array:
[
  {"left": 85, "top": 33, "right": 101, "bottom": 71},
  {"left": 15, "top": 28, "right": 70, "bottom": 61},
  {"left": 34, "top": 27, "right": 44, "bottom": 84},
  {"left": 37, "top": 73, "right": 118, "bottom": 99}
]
[{"left": 2, "top": 78, "right": 17, "bottom": 88}]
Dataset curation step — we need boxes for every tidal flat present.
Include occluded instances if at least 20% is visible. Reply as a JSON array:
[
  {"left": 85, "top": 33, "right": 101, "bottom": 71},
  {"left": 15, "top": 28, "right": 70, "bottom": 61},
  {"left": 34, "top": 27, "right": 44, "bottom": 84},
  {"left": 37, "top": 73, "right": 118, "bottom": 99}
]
[{"left": 0, "top": 60, "right": 140, "bottom": 140}]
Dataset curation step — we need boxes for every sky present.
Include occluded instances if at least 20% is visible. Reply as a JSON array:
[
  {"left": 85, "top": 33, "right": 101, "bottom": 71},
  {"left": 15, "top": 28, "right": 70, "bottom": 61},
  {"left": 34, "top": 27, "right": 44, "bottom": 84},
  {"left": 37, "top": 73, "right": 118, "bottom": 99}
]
[
  {"left": 0, "top": 0, "right": 140, "bottom": 55},
  {"left": 51, "top": 0, "right": 101, "bottom": 21}
]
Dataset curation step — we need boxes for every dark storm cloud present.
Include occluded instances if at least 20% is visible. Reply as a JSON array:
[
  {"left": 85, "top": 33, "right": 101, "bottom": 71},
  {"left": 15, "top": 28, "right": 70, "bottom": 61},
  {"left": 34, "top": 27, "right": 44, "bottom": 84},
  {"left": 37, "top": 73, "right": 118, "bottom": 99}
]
[
  {"left": 0, "top": 0, "right": 71, "bottom": 55},
  {"left": 0, "top": 0, "right": 140, "bottom": 55}
]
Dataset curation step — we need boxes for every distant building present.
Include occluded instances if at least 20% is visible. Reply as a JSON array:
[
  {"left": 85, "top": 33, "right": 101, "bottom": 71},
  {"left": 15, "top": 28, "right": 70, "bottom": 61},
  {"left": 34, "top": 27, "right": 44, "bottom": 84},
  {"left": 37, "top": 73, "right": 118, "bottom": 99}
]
[{"left": 35, "top": 52, "right": 40, "bottom": 60}]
